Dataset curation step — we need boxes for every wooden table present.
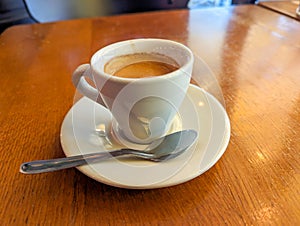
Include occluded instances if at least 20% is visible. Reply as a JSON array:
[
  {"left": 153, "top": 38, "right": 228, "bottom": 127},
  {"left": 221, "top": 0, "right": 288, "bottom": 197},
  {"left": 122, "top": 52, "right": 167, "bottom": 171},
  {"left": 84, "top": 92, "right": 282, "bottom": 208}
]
[
  {"left": 258, "top": 0, "right": 300, "bottom": 20},
  {"left": 1, "top": 5, "right": 299, "bottom": 225}
]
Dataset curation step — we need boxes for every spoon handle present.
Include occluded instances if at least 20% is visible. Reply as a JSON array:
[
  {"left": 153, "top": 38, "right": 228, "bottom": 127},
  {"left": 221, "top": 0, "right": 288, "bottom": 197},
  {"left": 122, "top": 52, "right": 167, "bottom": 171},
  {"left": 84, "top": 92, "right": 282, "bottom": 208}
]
[{"left": 20, "top": 150, "right": 127, "bottom": 174}]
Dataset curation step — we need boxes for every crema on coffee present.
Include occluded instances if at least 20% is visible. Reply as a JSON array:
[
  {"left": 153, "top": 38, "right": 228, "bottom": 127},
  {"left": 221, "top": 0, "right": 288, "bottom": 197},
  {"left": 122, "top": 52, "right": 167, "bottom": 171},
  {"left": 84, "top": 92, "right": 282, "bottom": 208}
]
[{"left": 104, "top": 53, "right": 179, "bottom": 78}]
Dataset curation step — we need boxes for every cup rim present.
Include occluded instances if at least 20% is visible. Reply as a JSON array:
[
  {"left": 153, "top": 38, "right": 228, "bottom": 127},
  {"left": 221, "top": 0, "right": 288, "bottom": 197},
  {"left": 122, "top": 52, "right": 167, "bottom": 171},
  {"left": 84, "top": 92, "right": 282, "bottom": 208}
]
[{"left": 90, "top": 38, "right": 194, "bottom": 83}]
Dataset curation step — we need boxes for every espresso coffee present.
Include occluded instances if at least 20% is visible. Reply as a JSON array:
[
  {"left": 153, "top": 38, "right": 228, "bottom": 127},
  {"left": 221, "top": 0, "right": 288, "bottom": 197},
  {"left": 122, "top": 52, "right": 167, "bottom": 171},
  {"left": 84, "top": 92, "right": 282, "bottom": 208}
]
[{"left": 104, "top": 53, "right": 179, "bottom": 78}]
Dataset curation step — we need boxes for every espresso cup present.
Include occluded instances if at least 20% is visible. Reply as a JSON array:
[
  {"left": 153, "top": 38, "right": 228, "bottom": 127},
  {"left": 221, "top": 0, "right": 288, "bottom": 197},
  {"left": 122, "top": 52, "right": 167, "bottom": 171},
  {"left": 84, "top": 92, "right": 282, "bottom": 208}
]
[{"left": 72, "top": 38, "right": 193, "bottom": 144}]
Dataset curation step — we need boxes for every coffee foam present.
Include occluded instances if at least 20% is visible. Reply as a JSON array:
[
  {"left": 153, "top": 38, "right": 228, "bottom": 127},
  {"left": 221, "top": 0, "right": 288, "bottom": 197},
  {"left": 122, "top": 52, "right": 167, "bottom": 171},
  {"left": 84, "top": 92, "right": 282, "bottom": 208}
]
[{"left": 104, "top": 53, "right": 179, "bottom": 76}]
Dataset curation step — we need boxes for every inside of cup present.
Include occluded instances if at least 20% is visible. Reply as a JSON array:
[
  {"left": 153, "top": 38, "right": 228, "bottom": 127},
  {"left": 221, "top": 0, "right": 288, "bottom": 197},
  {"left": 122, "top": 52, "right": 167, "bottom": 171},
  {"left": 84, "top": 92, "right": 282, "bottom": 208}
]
[
  {"left": 91, "top": 39, "right": 193, "bottom": 75},
  {"left": 103, "top": 52, "right": 179, "bottom": 75}
]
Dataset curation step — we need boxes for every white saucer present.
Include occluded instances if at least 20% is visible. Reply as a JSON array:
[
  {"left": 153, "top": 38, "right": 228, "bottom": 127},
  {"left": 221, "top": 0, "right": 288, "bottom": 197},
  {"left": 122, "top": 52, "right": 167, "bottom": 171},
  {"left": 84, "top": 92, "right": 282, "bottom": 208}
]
[{"left": 60, "top": 84, "right": 230, "bottom": 189}]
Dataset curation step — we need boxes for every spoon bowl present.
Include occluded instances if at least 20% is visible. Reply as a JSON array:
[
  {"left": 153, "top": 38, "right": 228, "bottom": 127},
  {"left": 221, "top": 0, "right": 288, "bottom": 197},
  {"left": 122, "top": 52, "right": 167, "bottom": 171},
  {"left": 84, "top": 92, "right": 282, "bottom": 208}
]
[{"left": 20, "top": 130, "right": 197, "bottom": 174}]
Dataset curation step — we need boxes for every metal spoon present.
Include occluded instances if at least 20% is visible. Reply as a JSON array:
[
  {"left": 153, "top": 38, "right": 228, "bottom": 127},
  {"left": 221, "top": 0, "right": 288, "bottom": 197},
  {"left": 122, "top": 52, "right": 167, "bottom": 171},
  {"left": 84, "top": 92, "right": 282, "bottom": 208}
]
[{"left": 20, "top": 130, "right": 197, "bottom": 174}]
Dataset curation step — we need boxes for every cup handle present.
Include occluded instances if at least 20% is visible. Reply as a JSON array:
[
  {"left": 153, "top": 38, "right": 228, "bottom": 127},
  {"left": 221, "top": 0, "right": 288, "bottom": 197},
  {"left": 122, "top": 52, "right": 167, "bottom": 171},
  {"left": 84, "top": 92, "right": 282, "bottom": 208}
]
[{"left": 72, "top": 64, "right": 105, "bottom": 106}]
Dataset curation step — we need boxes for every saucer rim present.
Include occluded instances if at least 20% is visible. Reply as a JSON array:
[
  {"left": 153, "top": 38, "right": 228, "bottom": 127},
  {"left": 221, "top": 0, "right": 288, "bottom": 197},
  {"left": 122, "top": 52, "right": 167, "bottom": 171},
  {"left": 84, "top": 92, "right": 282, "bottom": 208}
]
[{"left": 60, "top": 84, "right": 230, "bottom": 189}]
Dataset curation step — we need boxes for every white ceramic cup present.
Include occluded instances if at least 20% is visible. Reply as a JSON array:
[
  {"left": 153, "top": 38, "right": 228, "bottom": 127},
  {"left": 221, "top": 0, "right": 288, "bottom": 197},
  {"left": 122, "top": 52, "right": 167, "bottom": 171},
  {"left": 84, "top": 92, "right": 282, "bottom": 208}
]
[{"left": 72, "top": 38, "right": 194, "bottom": 144}]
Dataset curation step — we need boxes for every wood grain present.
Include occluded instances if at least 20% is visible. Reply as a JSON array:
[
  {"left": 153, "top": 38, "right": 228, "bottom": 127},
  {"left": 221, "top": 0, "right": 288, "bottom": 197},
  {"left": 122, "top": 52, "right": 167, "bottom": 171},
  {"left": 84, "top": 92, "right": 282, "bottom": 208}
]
[
  {"left": 0, "top": 5, "right": 299, "bottom": 225},
  {"left": 258, "top": 1, "right": 300, "bottom": 21}
]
